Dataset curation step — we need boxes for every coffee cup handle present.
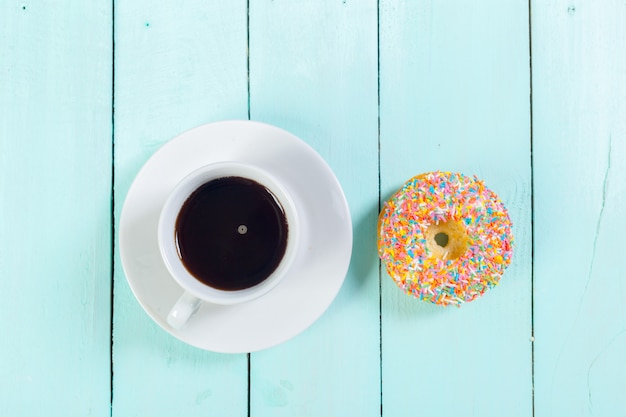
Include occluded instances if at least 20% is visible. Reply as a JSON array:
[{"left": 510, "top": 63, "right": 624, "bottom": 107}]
[{"left": 167, "top": 292, "right": 202, "bottom": 329}]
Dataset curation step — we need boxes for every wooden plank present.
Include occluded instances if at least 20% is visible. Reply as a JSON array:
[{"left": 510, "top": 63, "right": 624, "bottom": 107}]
[
  {"left": 379, "top": 0, "right": 533, "bottom": 415},
  {"left": 248, "top": 1, "right": 380, "bottom": 416},
  {"left": 112, "top": 1, "right": 249, "bottom": 416},
  {"left": 532, "top": 1, "right": 626, "bottom": 415},
  {"left": 0, "top": 2, "right": 112, "bottom": 416}
]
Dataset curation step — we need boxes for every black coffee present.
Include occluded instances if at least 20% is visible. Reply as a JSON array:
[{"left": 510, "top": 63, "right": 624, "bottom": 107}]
[{"left": 175, "top": 176, "right": 288, "bottom": 291}]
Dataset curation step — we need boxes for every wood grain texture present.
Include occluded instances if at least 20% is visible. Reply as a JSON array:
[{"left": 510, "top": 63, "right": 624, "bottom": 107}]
[
  {"left": 112, "top": 1, "right": 249, "bottom": 416},
  {"left": 0, "top": 1, "right": 112, "bottom": 415},
  {"left": 379, "top": 1, "right": 533, "bottom": 416},
  {"left": 5, "top": 0, "right": 625, "bottom": 414},
  {"left": 248, "top": 1, "right": 380, "bottom": 416},
  {"left": 532, "top": 1, "right": 626, "bottom": 415}
]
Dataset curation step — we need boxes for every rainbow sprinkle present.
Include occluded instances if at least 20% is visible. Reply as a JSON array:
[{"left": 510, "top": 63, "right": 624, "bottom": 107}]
[{"left": 377, "top": 172, "right": 514, "bottom": 306}]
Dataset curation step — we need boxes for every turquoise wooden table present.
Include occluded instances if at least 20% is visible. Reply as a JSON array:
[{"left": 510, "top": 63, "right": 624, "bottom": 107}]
[{"left": 2, "top": 0, "right": 625, "bottom": 415}]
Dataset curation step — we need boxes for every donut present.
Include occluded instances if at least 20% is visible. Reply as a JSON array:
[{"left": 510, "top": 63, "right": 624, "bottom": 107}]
[{"left": 377, "top": 171, "right": 513, "bottom": 306}]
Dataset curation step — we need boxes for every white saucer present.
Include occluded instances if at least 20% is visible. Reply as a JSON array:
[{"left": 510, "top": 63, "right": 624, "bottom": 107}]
[{"left": 119, "top": 120, "right": 352, "bottom": 353}]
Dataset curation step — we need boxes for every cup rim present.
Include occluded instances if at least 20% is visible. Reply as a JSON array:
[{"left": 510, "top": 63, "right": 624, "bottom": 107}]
[{"left": 158, "top": 161, "right": 299, "bottom": 305}]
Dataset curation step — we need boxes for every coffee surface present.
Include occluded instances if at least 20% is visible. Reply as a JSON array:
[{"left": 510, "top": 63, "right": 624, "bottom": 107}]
[{"left": 175, "top": 176, "right": 288, "bottom": 291}]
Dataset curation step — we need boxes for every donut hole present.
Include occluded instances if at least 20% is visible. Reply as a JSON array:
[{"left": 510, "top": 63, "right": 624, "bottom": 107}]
[
  {"left": 425, "top": 220, "right": 469, "bottom": 260},
  {"left": 434, "top": 232, "right": 449, "bottom": 248}
]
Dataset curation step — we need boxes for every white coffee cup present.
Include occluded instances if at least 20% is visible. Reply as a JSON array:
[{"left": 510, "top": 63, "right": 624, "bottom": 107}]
[{"left": 158, "top": 161, "right": 299, "bottom": 328}]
